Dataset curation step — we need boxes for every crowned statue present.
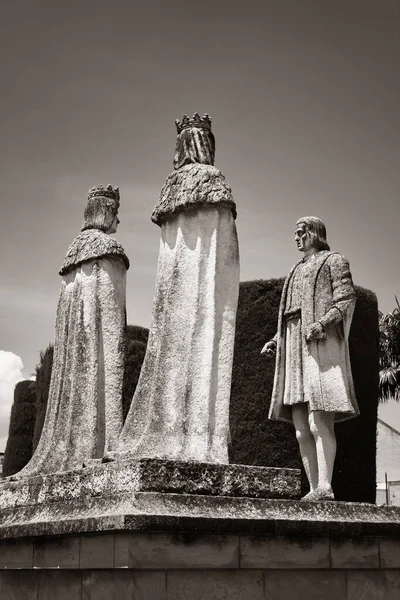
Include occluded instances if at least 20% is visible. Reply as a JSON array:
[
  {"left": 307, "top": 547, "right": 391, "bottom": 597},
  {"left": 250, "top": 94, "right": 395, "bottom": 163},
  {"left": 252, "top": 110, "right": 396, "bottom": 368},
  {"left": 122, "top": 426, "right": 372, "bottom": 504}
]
[
  {"left": 14, "top": 185, "right": 129, "bottom": 477},
  {"left": 111, "top": 114, "right": 240, "bottom": 464}
]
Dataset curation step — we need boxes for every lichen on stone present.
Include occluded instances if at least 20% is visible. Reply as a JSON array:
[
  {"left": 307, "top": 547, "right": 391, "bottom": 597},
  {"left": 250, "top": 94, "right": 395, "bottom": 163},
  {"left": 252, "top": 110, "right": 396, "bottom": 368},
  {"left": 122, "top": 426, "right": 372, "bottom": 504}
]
[{"left": 152, "top": 163, "right": 237, "bottom": 226}]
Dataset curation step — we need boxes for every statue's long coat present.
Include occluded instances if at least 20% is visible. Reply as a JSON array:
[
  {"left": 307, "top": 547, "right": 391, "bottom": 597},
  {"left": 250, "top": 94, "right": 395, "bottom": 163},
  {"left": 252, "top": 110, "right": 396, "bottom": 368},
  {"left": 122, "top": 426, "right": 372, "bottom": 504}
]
[
  {"left": 16, "top": 229, "right": 129, "bottom": 477},
  {"left": 117, "top": 163, "right": 239, "bottom": 464},
  {"left": 269, "top": 250, "right": 360, "bottom": 424}
]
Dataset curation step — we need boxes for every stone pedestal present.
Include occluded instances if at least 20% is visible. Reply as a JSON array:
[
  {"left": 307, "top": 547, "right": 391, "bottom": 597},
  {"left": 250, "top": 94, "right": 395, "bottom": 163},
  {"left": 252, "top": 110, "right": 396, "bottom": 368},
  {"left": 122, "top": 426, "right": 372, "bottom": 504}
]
[
  {"left": 0, "top": 459, "right": 300, "bottom": 537},
  {"left": 3, "top": 461, "right": 400, "bottom": 599}
]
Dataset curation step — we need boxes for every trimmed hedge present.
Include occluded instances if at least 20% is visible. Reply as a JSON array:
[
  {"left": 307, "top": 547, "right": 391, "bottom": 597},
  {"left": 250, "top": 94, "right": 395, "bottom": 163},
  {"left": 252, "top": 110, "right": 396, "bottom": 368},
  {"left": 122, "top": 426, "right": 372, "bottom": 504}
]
[
  {"left": 122, "top": 325, "right": 149, "bottom": 420},
  {"left": 33, "top": 344, "right": 53, "bottom": 452},
  {"left": 229, "top": 279, "right": 379, "bottom": 503},
  {"left": 3, "top": 380, "right": 37, "bottom": 476}
]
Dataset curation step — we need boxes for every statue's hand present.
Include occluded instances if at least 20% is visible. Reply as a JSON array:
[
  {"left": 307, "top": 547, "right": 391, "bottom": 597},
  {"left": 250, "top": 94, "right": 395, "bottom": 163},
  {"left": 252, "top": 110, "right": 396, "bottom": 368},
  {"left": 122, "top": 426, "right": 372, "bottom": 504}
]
[
  {"left": 305, "top": 322, "right": 325, "bottom": 342},
  {"left": 261, "top": 340, "right": 277, "bottom": 357}
]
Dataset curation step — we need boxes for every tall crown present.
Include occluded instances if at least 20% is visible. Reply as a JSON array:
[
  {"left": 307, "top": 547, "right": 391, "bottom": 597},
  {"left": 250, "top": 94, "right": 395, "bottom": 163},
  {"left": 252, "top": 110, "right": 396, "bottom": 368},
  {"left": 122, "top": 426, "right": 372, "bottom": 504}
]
[
  {"left": 87, "top": 184, "right": 120, "bottom": 201},
  {"left": 175, "top": 113, "right": 212, "bottom": 134}
]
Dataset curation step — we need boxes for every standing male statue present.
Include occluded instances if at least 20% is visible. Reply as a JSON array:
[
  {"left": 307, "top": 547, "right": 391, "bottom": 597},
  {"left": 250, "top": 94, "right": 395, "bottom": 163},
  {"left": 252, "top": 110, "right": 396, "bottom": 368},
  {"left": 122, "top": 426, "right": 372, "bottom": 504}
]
[{"left": 262, "top": 216, "right": 359, "bottom": 501}]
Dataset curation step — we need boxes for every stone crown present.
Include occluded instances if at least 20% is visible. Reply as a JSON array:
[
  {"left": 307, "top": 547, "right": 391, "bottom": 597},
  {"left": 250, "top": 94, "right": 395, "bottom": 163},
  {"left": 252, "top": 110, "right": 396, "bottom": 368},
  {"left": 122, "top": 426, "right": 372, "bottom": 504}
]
[
  {"left": 175, "top": 113, "right": 212, "bottom": 134},
  {"left": 87, "top": 184, "right": 120, "bottom": 201}
]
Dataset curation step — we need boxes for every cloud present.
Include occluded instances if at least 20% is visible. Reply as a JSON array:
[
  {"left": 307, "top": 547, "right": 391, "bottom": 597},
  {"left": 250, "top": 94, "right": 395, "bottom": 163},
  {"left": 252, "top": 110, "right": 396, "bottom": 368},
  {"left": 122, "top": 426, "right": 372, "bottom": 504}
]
[{"left": 0, "top": 351, "right": 24, "bottom": 452}]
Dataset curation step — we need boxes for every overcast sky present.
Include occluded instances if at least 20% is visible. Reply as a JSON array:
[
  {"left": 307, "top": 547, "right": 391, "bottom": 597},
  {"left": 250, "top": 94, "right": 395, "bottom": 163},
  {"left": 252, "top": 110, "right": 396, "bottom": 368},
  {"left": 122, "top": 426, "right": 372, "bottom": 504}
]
[{"left": 0, "top": 0, "right": 399, "bottom": 447}]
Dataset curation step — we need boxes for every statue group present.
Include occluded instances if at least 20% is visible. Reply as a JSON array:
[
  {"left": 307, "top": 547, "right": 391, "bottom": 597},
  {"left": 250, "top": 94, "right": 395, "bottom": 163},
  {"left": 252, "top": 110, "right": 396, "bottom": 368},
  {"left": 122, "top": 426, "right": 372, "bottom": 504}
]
[{"left": 11, "top": 114, "right": 359, "bottom": 501}]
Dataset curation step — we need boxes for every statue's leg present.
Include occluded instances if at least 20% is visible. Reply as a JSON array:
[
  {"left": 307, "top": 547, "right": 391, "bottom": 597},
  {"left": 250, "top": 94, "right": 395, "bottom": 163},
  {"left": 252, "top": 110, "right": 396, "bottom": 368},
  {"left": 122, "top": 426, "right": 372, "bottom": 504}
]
[
  {"left": 292, "top": 403, "right": 318, "bottom": 492},
  {"left": 308, "top": 410, "right": 336, "bottom": 493}
]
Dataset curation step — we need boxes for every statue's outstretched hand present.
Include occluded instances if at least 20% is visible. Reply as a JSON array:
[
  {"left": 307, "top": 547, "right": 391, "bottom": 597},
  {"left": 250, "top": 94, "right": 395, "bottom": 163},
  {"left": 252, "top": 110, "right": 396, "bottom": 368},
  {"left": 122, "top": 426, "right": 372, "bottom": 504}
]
[
  {"left": 305, "top": 322, "right": 326, "bottom": 342},
  {"left": 261, "top": 340, "right": 277, "bottom": 357}
]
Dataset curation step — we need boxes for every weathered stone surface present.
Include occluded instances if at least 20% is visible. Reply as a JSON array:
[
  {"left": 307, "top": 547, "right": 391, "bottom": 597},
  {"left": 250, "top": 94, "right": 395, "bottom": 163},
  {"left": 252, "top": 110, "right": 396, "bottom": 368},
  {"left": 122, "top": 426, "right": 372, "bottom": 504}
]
[
  {"left": 166, "top": 570, "right": 264, "bottom": 600},
  {"left": 79, "top": 533, "right": 114, "bottom": 568},
  {"left": 0, "top": 457, "right": 299, "bottom": 505},
  {"left": 82, "top": 571, "right": 166, "bottom": 600},
  {"left": 240, "top": 535, "right": 330, "bottom": 568},
  {"left": 34, "top": 536, "right": 80, "bottom": 568},
  {"left": 0, "top": 570, "right": 39, "bottom": 599},
  {"left": 117, "top": 118, "right": 239, "bottom": 465},
  {"left": 264, "top": 570, "right": 347, "bottom": 600},
  {"left": 0, "top": 539, "right": 33, "bottom": 568},
  {"left": 38, "top": 571, "right": 81, "bottom": 600},
  {"left": 380, "top": 537, "right": 400, "bottom": 568},
  {"left": 330, "top": 536, "right": 379, "bottom": 568},
  {"left": 266, "top": 217, "right": 360, "bottom": 502},
  {"left": 13, "top": 185, "right": 128, "bottom": 478},
  {"left": 347, "top": 570, "right": 400, "bottom": 600},
  {"left": 133, "top": 459, "right": 300, "bottom": 498},
  {"left": 2, "top": 476, "right": 400, "bottom": 540},
  {"left": 114, "top": 532, "right": 238, "bottom": 569},
  {"left": 153, "top": 163, "right": 237, "bottom": 225}
]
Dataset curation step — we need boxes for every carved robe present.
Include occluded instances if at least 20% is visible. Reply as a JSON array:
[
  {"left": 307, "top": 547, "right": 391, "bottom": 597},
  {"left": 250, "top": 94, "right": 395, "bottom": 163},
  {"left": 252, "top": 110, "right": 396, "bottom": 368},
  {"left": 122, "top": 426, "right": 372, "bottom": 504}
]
[
  {"left": 269, "top": 250, "right": 359, "bottom": 423},
  {"left": 15, "top": 229, "right": 129, "bottom": 477},
  {"left": 116, "top": 163, "right": 239, "bottom": 464}
]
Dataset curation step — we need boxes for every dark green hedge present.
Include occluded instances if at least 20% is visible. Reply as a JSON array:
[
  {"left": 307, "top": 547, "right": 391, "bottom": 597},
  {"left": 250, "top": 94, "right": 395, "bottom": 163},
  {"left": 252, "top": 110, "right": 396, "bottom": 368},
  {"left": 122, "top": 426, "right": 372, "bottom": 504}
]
[
  {"left": 123, "top": 325, "right": 149, "bottom": 420},
  {"left": 3, "top": 380, "right": 37, "bottom": 476},
  {"left": 33, "top": 344, "right": 53, "bottom": 452},
  {"left": 229, "top": 279, "right": 379, "bottom": 503}
]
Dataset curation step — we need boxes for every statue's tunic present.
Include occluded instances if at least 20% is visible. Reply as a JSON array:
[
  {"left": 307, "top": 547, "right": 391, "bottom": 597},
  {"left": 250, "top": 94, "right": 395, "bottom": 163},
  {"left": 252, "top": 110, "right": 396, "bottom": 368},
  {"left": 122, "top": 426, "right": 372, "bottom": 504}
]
[
  {"left": 117, "top": 163, "right": 239, "bottom": 464},
  {"left": 269, "top": 250, "right": 359, "bottom": 423},
  {"left": 16, "top": 229, "right": 129, "bottom": 476}
]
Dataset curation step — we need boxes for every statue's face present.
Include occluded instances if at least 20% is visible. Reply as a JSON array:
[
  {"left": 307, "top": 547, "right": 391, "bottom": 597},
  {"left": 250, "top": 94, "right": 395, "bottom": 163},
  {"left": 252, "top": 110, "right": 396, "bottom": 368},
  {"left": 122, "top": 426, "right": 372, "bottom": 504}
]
[
  {"left": 107, "top": 214, "right": 120, "bottom": 235},
  {"left": 294, "top": 223, "right": 312, "bottom": 253}
]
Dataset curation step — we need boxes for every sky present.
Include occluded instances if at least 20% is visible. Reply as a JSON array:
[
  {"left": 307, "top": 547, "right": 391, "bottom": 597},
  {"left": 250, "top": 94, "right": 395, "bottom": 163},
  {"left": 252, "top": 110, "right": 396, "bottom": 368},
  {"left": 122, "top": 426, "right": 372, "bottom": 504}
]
[{"left": 0, "top": 0, "right": 399, "bottom": 449}]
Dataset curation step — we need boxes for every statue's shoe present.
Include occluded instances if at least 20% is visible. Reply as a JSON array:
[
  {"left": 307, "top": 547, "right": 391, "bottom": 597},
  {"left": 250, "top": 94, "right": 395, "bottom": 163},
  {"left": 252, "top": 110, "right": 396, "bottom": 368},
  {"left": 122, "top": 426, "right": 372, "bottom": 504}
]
[{"left": 300, "top": 488, "right": 335, "bottom": 502}]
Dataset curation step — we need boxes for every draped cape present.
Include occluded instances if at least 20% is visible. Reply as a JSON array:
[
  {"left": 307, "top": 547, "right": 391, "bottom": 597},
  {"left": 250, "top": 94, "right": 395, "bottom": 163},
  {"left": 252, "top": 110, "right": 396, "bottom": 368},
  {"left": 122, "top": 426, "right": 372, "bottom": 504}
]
[
  {"left": 15, "top": 230, "right": 128, "bottom": 477},
  {"left": 117, "top": 166, "right": 239, "bottom": 464}
]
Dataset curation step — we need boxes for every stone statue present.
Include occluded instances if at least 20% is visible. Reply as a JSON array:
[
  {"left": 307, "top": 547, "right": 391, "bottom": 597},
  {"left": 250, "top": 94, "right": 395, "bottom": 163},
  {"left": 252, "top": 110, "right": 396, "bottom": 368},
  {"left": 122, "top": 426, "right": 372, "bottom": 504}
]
[
  {"left": 14, "top": 185, "right": 129, "bottom": 477},
  {"left": 109, "top": 113, "right": 239, "bottom": 464},
  {"left": 262, "top": 216, "right": 359, "bottom": 501}
]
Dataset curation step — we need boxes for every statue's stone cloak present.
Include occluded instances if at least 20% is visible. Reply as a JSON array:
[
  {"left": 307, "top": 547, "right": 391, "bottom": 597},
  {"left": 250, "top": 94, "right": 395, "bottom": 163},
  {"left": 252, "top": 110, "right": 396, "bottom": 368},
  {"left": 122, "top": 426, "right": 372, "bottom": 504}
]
[
  {"left": 117, "top": 164, "right": 239, "bottom": 464},
  {"left": 16, "top": 230, "right": 128, "bottom": 477},
  {"left": 269, "top": 251, "right": 360, "bottom": 424}
]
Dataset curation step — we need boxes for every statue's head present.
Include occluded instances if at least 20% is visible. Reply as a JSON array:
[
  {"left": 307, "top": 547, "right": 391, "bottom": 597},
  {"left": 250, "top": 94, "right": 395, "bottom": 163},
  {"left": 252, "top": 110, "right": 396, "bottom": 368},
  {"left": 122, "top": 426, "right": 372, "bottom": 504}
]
[
  {"left": 173, "top": 113, "right": 215, "bottom": 170},
  {"left": 82, "top": 185, "right": 120, "bottom": 234},
  {"left": 295, "top": 216, "right": 330, "bottom": 253}
]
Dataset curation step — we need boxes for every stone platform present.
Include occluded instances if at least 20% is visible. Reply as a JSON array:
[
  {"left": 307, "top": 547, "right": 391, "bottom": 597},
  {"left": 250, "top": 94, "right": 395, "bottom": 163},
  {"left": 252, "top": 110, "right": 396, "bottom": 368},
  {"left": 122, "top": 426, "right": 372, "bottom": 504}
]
[
  {"left": 2, "top": 459, "right": 400, "bottom": 599},
  {"left": 0, "top": 458, "right": 300, "bottom": 537}
]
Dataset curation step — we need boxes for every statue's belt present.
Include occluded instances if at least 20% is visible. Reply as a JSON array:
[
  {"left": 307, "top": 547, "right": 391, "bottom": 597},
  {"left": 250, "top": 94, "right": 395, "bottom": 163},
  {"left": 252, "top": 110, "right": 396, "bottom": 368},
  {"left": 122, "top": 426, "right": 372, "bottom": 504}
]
[{"left": 283, "top": 308, "right": 301, "bottom": 322}]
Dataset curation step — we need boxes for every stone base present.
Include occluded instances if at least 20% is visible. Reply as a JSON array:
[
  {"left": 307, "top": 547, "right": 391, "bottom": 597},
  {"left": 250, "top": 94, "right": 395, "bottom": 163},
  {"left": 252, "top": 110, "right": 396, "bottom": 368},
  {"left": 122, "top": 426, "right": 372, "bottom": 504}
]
[
  {"left": 0, "top": 459, "right": 300, "bottom": 537},
  {"left": 2, "top": 505, "right": 400, "bottom": 599},
  {"left": 2, "top": 458, "right": 400, "bottom": 599}
]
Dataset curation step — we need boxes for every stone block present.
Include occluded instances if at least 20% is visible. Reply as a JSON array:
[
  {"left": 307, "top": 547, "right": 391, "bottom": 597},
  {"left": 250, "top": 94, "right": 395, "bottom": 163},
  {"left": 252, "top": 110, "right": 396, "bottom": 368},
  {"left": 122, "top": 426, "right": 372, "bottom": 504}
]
[
  {"left": 0, "top": 539, "right": 33, "bottom": 568},
  {"left": 34, "top": 536, "right": 80, "bottom": 568},
  {"left": 37, "top": 571, "right": 81, "bottom": 600},
  {"left": 136, "top": 459, "right": 300, "bottom": 499},
  {"left": 80, "top": 533, "right": 114, "bottom": 568},
  {"left": 330, "top": 537, "right": 379, "bottom": 568},
  {"left": 0, "top": 570, "right": 39, "bottom": 599},
  {"left": 379, "top": 537, "right": 400, "bottom": 568},
  {"left": 166, "top": 569, "right": 264, "bottom": 600},
  {"left": 264, "top": 570, "right": 346, "bottom": 600},
  {"left": 82, "top": 570, "right": 166, "bottom": 600},
  {"left": 240, "top": 535, "right": 329, "bottom": 568},
  {"left": 115, "top": 532, "right": 238, "bottom": 569},
  {"left": 347, "top": 570, "right": 400, "bottom": 600}
]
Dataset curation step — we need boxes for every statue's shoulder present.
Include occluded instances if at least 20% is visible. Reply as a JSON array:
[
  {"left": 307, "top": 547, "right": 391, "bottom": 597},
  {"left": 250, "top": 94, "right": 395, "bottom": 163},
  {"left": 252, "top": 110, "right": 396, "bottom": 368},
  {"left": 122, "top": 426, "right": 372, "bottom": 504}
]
[
  {"left": 59, "top": 229, "right": 129, "bottom": 276},
  {"left": 152, "top": 163, "right": 236, "bottom": 226},
  {"left": 324, "top": 251, "right": 350, "bottom": 268}
]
